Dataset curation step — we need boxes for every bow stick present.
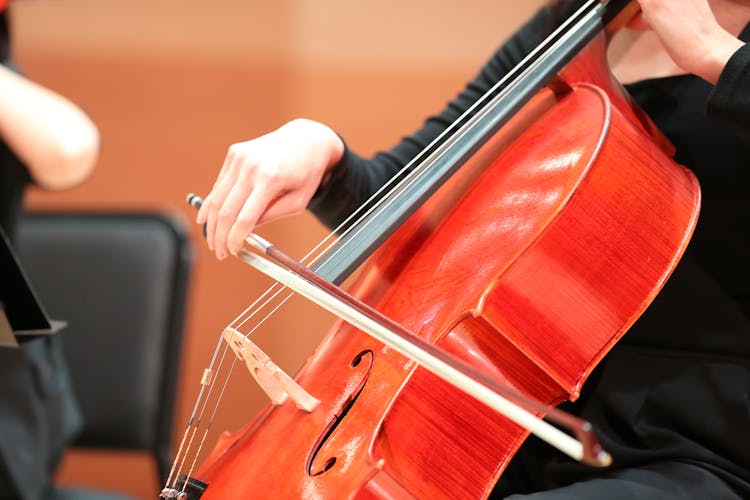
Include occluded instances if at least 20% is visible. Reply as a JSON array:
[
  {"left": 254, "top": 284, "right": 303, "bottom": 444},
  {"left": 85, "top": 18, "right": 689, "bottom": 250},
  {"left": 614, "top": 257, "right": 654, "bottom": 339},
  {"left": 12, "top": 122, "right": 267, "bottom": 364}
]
[{"left": 187, "top": 193, "right": 612, "bottom": 467}]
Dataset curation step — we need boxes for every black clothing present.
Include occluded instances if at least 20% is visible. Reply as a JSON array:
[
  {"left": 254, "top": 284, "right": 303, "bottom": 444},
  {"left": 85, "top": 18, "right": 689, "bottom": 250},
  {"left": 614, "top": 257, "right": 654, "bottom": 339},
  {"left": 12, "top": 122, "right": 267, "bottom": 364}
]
[
  {"left": 0, "top": 134, "right": 30, "bottom": 241},
  {"left": 0, "top": 10, "right": 9, "bottom": 61},
  {"left": 309, "top": 5, "right": 750, "bottom": 499},
  {"left": 0, "top": 13, "right": 27, "bottom": 242},
  {"left": 0, "top": 10, "right": 83, "bottom": 500}
]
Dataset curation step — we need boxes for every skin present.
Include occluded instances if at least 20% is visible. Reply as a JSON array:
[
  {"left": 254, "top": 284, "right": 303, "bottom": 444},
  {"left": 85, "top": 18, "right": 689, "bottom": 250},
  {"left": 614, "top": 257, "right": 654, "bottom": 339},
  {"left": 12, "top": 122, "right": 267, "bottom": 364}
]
[
  {"left": 622, "top": 0, "right": 747, "bottom": 83},
  {"left": 197, "top": 0, "right": 750, "bottom": 260},
  {"left": 197, "top": 118, "right": 344, "bottom": 259},
  {"left": 0, "top": 64, "right": 100, "bottom": 190}
]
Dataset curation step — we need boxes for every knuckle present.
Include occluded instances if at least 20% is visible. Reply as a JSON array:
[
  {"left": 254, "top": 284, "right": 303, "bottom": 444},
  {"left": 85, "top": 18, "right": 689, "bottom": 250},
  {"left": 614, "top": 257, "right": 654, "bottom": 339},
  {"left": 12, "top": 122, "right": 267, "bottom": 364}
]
[
  {"left": 204, "top": 197, "right": 218, "bottom": 212},
  {"left": 235, "top": 213, "right": 256, "bottom": 230},
  {"left": 217, "top": 208, "right": 235, "bottom": 223},
  {"left": 228, "top": 229, "right": 246, "bottom": 246},
  {"left": 256, "top": 163, "right": 282, "bottom": 187}
]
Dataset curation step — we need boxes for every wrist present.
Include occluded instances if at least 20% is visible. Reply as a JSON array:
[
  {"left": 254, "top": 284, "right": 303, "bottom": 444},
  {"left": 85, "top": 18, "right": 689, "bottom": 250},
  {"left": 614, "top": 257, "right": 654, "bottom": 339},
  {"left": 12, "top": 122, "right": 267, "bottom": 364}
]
[
  {"left": 307, "top": 119, "right": 344, "bottom": 187},
  {"left": 695, "top": 33, "right": 744, "bottom": 84}
]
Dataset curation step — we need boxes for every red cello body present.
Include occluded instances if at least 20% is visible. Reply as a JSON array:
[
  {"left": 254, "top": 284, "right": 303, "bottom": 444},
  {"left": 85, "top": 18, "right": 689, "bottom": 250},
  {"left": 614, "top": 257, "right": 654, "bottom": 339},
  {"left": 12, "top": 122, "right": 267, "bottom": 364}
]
[{"left": 191, "top": 29, "right": 700, "bottom": 499}]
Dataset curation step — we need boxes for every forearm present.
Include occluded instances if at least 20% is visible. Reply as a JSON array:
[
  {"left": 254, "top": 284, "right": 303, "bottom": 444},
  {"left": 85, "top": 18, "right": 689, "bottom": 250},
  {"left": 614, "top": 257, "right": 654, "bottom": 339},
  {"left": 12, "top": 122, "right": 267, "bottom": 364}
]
[{"left": 0, "top": 64, "right": 99, "bottom": 190}]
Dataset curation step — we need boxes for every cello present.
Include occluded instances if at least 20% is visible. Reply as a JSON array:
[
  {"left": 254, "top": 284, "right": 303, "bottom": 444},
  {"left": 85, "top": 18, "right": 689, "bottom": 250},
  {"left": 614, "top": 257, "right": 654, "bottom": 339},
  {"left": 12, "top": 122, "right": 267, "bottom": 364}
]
[{"left": 162, "top": 0, "right": 700, "bottom": 498}]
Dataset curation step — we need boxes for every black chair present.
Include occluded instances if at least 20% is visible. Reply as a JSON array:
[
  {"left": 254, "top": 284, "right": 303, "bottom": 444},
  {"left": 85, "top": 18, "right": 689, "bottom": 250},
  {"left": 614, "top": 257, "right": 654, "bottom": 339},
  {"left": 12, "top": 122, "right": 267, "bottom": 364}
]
[{"left": 15, "top": 212, "right": 192, "bottom": 488}]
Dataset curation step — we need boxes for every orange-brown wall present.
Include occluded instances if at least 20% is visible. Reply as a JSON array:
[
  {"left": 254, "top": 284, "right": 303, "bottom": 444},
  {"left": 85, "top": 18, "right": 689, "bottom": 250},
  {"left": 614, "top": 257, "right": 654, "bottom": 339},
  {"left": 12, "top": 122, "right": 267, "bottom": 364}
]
[{"left": 10, "top": 1, "right": 545, "bottom": 498}]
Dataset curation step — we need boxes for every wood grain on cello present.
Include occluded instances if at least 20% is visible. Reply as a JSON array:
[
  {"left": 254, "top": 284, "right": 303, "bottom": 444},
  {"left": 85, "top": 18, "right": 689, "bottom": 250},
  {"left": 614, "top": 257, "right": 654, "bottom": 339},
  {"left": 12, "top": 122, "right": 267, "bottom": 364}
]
[{"left": 161, "top": 2, "right": 700, "bottom": 498}]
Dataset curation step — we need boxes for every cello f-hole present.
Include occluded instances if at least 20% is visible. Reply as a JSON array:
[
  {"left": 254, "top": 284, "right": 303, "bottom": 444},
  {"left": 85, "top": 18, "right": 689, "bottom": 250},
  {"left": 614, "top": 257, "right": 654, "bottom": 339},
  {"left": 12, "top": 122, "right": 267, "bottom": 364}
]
[{"left": 306, "top": 350, "right": 374, "bottom": 476}]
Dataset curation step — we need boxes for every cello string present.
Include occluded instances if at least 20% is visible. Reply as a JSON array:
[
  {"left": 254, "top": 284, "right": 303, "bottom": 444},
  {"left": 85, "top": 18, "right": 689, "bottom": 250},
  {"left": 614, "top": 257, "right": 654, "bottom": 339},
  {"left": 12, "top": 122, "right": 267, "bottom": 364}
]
[
  {"left": 165, "top": 328, "right": 234, "bottom": 489},
  {"left": 167, "top": 287, "right": 305, "bottom": 486},
  {"left": 166, "top": 0, "right": 605, "bottom": 485},
  {"left": 208, "top": 0, "right": 600, "bottom": 340},
  {"left": 168, "top": 280, "right": 314, "bottom": 486},
  {"left": 231, "top": 244, "right": 611, "bottom": 465},
  {"left": 261, "top": 0, "right": 599, "bottom": 280},
  {"left": 166, "top": 285, "right": 296, "bottom": 486},
  {"left": 166, "top": 344, "right": 239, "bottom": 489},
  {"left": 179, "top": 350, "right": 244, "bottom": 495}
]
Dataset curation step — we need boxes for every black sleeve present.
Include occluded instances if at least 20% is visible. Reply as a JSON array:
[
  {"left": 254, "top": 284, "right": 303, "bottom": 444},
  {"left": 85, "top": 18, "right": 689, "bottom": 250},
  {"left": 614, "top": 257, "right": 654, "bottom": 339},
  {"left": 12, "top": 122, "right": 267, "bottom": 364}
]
[
  {"left": 707, "top": 42, "right": 750, "bottom": 129},
  {"left": 308, "top": 6, "right": 561, "bottom": 230},
  {"left": 0, "top": 26, "right": 32, "bottom": 242},
  {"left": 0, "top": 12, "right": 9, "bottom": 62},
  {"left": 0, "top": 142, "right": 31, "bottom": 242}
]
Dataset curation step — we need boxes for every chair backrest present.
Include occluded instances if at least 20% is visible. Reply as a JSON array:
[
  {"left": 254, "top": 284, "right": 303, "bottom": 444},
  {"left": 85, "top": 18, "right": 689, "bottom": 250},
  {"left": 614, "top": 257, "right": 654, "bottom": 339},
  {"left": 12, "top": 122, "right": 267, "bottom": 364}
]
[{"left": 15, "top": 212, "right": 192, "bottom": 483}]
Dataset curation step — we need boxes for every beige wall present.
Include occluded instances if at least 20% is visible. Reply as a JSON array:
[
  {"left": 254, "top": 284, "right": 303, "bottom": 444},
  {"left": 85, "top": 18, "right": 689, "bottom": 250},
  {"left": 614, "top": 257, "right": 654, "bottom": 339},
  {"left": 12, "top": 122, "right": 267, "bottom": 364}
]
[{"left": 9, "top": 1, "right": 546, "bottom": 498}]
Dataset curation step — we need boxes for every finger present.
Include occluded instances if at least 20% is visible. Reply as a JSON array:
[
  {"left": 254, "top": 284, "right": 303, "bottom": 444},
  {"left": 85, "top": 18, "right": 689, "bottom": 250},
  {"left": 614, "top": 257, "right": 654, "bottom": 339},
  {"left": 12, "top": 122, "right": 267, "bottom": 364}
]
[
  {"left": 205, "top": 161, "right": 240, "bottom": 252},
  {"left": 196, "top": 192, "right": 210, "bottom": 224},
  {"left": 204, "top": 196, "right": 218, "bottom": 251},
  {"left": 214, "top": 168, "right": 254, "bottom": 259},
  {"left": 626, "top": 11, "right": 650, "bottom": 30},
  {"left": 197, "top": 147, "right": 236, "bottom": 224},
  {"left": 226, "top": 184, "right": 278, "bottom": 255},
  {"left": 256, "top": 189, "right": 310, "bottom": 226},
  {"left": 195, "top": 192, "right": 209, "bottom": 224}
]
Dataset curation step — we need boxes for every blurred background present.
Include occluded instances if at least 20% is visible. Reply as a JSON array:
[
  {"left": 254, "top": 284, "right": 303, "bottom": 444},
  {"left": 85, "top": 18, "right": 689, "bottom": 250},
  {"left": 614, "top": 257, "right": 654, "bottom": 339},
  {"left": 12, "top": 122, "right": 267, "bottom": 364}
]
[{"left": 10, "top": 0, "right": 545, "bottom": 497}]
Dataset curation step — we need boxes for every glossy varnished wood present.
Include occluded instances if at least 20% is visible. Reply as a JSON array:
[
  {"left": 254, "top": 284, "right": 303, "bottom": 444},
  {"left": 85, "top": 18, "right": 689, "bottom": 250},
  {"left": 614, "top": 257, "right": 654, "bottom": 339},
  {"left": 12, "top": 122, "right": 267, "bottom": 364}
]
[{"left": 194, "top": 32, "right": 700, "bottom": 500}]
